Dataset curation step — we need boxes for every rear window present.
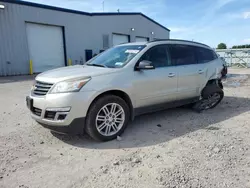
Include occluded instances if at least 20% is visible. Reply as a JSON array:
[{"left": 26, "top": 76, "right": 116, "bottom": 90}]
[{"left": 195, "top": 47, "right": 217, "bottom": 63}]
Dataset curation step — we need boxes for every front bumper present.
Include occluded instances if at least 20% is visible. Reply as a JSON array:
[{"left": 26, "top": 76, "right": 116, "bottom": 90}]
[
  {"left": 27, "top": 90, "right": 96, "bottom": 134},
  {"left": 37, "top": 117, "right": 85, "bottom": 134}
]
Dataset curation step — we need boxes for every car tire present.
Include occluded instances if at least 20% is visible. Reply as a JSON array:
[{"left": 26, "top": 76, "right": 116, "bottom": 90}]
[
  {"left": 85, "top": 95, "right": 130, "bottom": 141},
  {"left": 193, "top": 84, "right": 224, "bottom": 113}
]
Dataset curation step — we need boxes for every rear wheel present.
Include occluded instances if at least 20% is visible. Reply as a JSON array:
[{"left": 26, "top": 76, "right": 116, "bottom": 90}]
[
  {"left": 193, "top": 84, "right": 224, "bottom": 112},
  {"left": 85, "top": 95, "right": 130, "bottom": 141}
]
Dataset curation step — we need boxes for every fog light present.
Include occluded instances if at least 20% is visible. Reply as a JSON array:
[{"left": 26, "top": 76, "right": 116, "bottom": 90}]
[
  {"left": 44, "top": 111, "right": 57, "bottom": 120},
  {"left": 58, "top": 114, "right": 67, "bottom": 120},
  {"left": 46, "top": 107, "right": 71, "bottom": 112},
  {"left": 54, "top": 112, "right": 68, "bottom": 121},
  {"left": 45, "top": 107, "right": 70, "bottom": 121}
]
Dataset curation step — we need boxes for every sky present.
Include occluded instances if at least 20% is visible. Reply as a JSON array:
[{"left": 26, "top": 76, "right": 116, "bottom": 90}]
[{"left": 24, "top": 0, "right": 250, "bottom": 48}]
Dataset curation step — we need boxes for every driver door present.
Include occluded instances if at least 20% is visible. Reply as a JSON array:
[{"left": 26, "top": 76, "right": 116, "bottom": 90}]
[{"left": 132, "top": 45, "right": 178, "bottom": 110}]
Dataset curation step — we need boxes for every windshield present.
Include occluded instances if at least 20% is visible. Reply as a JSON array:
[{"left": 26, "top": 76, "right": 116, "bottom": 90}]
[{"left": 86, "top": 45, "right": 146, "bottom": 68}]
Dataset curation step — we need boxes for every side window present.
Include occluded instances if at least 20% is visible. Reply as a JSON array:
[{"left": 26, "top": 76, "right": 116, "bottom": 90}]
[
  {"left": 169, "top": 45, "right": 197, "bottom": 66},
  {"left": 195, "top": 47, "right": 216, "bottom": 63},
  {"left": 140, "top": 45, "right": 171, "bottom": 68},
  {"left": 212, "top": 51, "right": 218, "bottom": 59}
]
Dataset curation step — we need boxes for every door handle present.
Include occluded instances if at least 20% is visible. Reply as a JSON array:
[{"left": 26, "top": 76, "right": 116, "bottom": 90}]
[
  {"left": 168, "top": 73, "right": 175, "bottom": 77},
  {"left": 198, "top": 70, "right": 204, "bottom": 74}
]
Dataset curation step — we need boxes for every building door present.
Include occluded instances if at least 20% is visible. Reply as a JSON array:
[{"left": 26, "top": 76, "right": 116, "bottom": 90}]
[
  {"left": 135, "top": 36, "right": 149, "bottom": 42},
  {"left": 26, "top": 23, "right": 65, "bottom": 73},
  {"left": 112, "top": 34, "right": 129, "bottom": 46}
]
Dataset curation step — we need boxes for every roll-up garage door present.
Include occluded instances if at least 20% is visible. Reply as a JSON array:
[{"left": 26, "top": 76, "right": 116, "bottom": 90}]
[
  {"left": 112, "top": 34, "right": 129, "bottom": 46},
  {"left": 135, "top": 36, "right": 149, "bottom": 42},
  {"left": 26, "top": 23, "right": 65, "bottom": 73}
]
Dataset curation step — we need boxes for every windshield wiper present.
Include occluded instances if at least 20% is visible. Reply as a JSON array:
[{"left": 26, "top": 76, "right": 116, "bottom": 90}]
[{"left": 86, "top": 63, "right": 107, "bottom": 68}]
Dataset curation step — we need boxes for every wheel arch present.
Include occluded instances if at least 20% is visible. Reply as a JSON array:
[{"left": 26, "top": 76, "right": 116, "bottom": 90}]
[
  {"left": 205, "top": 79, "right": 223, "bottom": 89},
  {"left": 87, "top": 90, "right": 134, "bottom": 121}
]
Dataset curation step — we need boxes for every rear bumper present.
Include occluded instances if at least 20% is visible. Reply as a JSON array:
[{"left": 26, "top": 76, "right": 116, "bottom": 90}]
[{"left": 37, "top": 117, "right": 85, "bottom": 134}]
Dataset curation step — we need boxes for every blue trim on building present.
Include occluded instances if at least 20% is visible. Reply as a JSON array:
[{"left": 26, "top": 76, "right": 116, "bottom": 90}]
[
  {"left": 1, "top": 0, "right": 91, "bottom": 15},
  {"left": 0, "top": 0, "right": 170, "bottom": 32}
]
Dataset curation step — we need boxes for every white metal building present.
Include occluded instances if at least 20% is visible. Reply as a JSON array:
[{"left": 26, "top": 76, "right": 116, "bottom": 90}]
[{"left": 0, "top": 0, "right": 170, "bottom": 76}]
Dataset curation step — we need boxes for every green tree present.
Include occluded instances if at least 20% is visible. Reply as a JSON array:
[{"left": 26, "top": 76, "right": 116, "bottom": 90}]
[
  {"left": 231, "top": 44, "right": 250, "bottom": 49},
  {"left": 217, "top": 43, "right": 227, "bottom": 49}
]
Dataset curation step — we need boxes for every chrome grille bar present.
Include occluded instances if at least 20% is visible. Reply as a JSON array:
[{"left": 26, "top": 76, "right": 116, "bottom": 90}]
[{"left": 33, "top": 81, "right": 54, "bottom": 96}]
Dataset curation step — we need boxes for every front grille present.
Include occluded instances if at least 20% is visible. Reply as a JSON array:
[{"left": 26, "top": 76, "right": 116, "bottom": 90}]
[
  {"left": 33, "top": 81, "right": 54, "bottom": 96},
  {"left": 32, "top": 107, "right": 42, "bottom": 116}
]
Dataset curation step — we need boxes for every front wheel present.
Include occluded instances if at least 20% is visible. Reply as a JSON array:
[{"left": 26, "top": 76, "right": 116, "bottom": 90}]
[
  {"left": 193, "top": 84, "right": 224, "bottom": 112},
  {"left": 85, "top": 95, "right": 130, "bottom": 141}
]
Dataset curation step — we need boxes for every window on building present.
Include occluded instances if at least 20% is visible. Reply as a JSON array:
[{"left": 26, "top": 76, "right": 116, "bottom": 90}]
[{"left": 169, "top": 45, "right": 196, "bottom": 66}]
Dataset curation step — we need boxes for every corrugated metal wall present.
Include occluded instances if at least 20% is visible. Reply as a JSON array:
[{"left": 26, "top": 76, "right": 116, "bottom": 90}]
[
  {"left": 0, "top": 3, "right": 30, "bottom": 76},
  {"left": 0, "top": 2, "right": 93, "bottom": 76},
  {"left": 91, "top": 15, "right": 170, "bottom": 51},
  {"left": 0, "top": 1, "right": 170, "bottom": 76}
]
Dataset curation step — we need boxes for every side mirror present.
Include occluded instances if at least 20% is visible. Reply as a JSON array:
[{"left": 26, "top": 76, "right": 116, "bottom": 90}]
[{"left": 136, "top": 60, "right": 155, "bottom": 70}]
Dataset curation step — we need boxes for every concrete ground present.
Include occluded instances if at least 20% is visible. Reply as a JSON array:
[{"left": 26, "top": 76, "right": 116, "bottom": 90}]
[{"left": 0, "top": 68, "right": 250, "bottom": 188}]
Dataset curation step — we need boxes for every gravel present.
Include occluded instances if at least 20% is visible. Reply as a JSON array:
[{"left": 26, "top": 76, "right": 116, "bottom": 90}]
[{"left": 0, "top": 68, "right": 250, "bottom": 188}]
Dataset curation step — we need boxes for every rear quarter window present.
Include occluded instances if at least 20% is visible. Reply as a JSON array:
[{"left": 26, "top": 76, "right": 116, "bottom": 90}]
[{"left": 195, "top": 47, "right": 217, "bottom": 63}]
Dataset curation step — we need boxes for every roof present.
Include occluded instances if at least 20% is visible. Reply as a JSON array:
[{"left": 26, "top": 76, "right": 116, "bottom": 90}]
[
  {"left": 117, "top": 42, "right": 148, "bottom": 46},
  {"left": 0, "top": 0, "right": 170, "bottom": 32},
  {"left": 108, "top": 40, "right": 212, "bottom": 49},
  {"left": 147, "top": 39, "right": 211, "bottom": 48}
]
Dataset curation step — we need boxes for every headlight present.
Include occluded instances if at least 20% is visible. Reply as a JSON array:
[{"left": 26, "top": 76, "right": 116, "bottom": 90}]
[{"left": 50, "top": 77, "right": 91, "bottom": 94}]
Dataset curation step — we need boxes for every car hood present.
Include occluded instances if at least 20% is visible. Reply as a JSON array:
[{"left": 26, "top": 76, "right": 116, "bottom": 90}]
[{"left": 36, "top": 65, "right": 118, "bottom": 83}]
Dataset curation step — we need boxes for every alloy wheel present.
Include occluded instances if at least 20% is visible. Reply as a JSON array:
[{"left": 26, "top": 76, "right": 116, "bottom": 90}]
[
  {"left": 95, "top": 103, "right": 125, "bottom": 136},
  {"left": 200, "top": 92, "right": 221, "bottom": 110}
]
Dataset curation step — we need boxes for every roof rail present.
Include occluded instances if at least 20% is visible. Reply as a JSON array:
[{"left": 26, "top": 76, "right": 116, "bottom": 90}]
[{"left": 149, "top": 39, "right": 210, "bottom": 48}]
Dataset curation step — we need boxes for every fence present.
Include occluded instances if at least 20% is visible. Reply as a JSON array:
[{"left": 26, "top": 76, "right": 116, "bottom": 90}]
[{"left": 216, "top": 49, "right": 250, "bottom": 68}]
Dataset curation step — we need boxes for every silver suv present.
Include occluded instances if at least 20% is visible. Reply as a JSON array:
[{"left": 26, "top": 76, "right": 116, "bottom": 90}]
[{"left": 26, "top": 40, "right": 224, "bottom": 141}]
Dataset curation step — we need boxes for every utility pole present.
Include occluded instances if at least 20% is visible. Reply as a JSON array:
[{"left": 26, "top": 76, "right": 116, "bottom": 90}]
[{"left": 102, "top": 1, "right": 104, "bottom": 12}]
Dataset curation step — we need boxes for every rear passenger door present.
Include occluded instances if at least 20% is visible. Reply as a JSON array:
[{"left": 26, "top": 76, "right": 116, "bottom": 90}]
[{"left": 168, "top": 44, "right": 201, "bottom": 100}]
